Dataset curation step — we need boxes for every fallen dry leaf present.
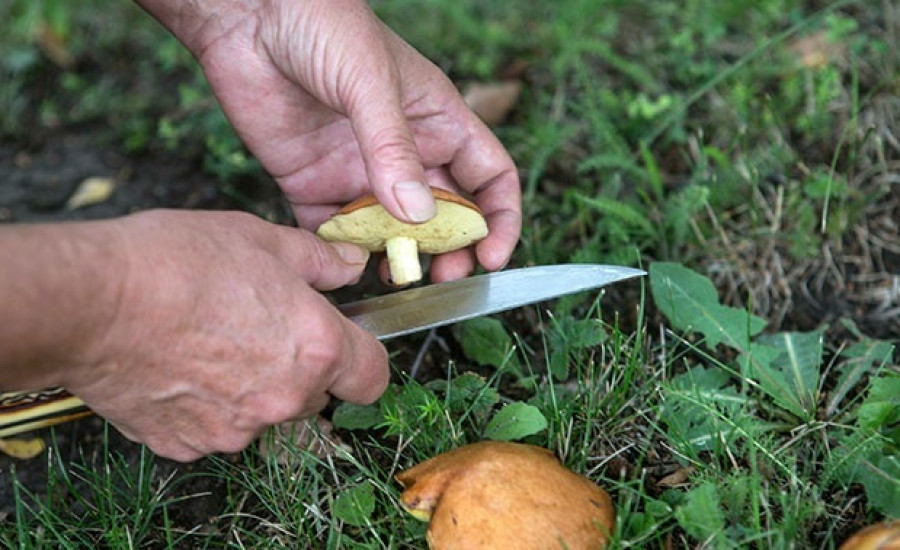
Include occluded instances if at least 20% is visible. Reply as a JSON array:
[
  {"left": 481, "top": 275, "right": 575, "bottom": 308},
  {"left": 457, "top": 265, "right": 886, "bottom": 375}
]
[
  {"left": 0, "top": 436, "right": 46, "bottom": 459},
  {"left": 657, "top": 465, "right": 696, "bottom": 488},
  {"left": 787, "top": 31, "right": 846, "bottom": 70},
  {"left": 35, "top": 23, "right": 76, "bottom": 71},
  {"left": 462, "top": 80, "right": 523, "bottom": 126},
  {"left": 66, "top": 177, "right": 116, "bottom": 210}
]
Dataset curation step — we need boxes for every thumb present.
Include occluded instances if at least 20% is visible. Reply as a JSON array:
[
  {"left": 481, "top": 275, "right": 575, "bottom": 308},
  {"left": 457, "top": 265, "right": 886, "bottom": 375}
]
[
  {"left": 347, "top": 69, "right": 436, "bottom": 224},
  {"left": 270, "top": 227, "right": 371, "bottom": 291}
]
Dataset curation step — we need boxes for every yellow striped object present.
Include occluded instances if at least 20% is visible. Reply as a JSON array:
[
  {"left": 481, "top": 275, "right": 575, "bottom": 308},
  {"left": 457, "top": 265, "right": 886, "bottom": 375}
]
[{"left": 0, "top": 387, "right": 91, "bottom": 438}]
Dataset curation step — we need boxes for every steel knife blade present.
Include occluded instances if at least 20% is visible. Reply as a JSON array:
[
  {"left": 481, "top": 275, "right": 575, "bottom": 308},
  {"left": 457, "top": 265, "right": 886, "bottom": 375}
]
[{"left": 338, "top": 264, "right": 645, "bottom": 340}]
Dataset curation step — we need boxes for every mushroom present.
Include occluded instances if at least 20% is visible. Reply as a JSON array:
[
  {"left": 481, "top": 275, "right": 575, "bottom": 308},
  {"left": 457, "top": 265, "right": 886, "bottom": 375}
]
[
  {"left": 840, "top": 521, "right": 900, "bottom": 550},
  {"left": 395, "top": 441, "right": 616, "bottom": 549},
  {"left": 316, "top": 188, "right": 488, "bottom": 285}
]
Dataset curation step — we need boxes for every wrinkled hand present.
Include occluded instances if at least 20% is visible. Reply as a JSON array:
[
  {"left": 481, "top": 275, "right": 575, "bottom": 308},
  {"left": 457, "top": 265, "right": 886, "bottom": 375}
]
[
  {"left": 138, "top": 0, "right": 522, "bottom": 282},
  {"left": 63, "top": 210, "right": 388, "bottom": 462}
]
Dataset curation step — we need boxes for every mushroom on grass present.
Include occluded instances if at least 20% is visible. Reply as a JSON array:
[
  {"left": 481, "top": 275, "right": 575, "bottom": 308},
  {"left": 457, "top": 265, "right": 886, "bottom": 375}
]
[
  {"left": 316, "top": 188, "right": 488, "bottom": 285},
  {"left": 840, "top": 521, "right": 900, "bottom": 550},
  {"left": 395, "top": 441, "right": 616, "bottom": 549}
]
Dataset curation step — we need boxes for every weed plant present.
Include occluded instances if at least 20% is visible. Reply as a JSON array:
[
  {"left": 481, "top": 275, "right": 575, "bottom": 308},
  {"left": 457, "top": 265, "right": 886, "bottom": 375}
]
[{"left": 2, "top": 0, "right": 898, "bottom": 547}]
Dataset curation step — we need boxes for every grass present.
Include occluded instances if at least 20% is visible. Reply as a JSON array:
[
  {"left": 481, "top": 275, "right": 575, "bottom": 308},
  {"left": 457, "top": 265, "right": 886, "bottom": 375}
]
[{"left": 1, "top": 0, "right": 898, "bottom": 547}]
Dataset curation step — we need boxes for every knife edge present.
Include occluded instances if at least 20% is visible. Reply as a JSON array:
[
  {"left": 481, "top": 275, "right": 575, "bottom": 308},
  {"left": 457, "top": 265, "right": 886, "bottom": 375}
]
[{"left": 338, "top": 264, "right": 645, "bottom": 340}]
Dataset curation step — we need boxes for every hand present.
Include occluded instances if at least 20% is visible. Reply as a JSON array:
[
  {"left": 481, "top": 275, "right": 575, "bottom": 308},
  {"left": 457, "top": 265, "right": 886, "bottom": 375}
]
[
  {"left": 62, "top": 210, "right": 388, "bottom": 462},
  {"left": 137, "top": 0, "right": 522, "bottom": 282}
]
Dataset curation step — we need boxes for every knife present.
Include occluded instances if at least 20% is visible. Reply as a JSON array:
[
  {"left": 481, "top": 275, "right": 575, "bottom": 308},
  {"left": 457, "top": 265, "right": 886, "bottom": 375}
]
[
  {"left": 0, "top": 264, "right": 643, "bottom": 438},
  {"left": 340, "top": 263, "right": 645, "bottom": 339}
]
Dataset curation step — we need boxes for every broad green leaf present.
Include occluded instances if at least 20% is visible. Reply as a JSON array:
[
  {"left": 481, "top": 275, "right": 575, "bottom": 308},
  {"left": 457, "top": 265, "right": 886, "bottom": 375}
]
[
  {"left": 822, "top": 431, "right": 885, "bottom": 489},
  {"left": 453, "top": 317, "right": 519, "bottom": 369},
  {"left": 484, "top": 402, "right": 548, "bottom": 441},
  {"left": 448, "top": 373, "right": 499, "bottom": 420},
  {"left": 740, "top": 343, "right": 797, "bottom": 418},
  {"left": 671, "top": 363, "right": 733, "bottom": 392},
  {"left": 743, "top": 331, "right": 823, "bottom": 421},
  {"left": 663, "top": 366, "right": 752, "bottom": 452},
  {"left": 548, "top": 317, "right": 607, "bottom": 379},
  {"left": 333, "top": 483, "right": 376, "bottom": 527},
  {"left": 858, "top": 375, "right": 900, "bottom": 432},
  {"left": 675, "top": 482, "right": 726, "bottom": 545},
  {"left": 856, "top": 454, "right": 900, "bottom": 517},
  {"left": 332, "top": 402, "right": 383, "bottom": 431},
  {"left": 827, "top": 339, "right": 894, "bottom": 416},
  {"left": 649, "top": 262, "right": 766, "bottom": 351}
]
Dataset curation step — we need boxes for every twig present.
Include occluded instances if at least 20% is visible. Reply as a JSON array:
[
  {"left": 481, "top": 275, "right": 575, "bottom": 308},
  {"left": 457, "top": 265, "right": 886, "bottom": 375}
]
[{"left": 409, "top": 328, "right": 449, "bottom": 379}]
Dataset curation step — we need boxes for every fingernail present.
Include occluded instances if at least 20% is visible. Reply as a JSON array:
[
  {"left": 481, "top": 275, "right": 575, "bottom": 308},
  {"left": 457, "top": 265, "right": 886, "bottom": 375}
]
[
  {"left": 330, "top": 242, "right": 370, "bottom": 265},
  {"left": 392, "top": 181, "right": 436, "bottom": 223}
]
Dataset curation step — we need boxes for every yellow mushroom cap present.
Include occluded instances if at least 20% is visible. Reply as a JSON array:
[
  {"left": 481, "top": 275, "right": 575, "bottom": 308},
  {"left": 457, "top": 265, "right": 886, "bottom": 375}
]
[
  {"left": 316, "top": 188, "right": 488, "bottom": 285},
  {"left": 395, "top": 441, "right": 616, "bottom": 550}
]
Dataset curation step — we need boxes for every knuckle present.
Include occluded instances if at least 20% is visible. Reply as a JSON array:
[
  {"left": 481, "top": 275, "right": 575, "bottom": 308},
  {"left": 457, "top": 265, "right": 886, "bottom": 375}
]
[
  {"left": 150, "top": 441, "right": 201, "bottom": 463},
  {"left": 296, "top": 316, "right": 346, "bottom": 372},
  {"left": 215, "top": 432, "right": 254, "bottom": 455},
  {"left": 236, "top": 390, "right": 302, "bottom": 427},
  {"left": 257, "top": 396, "right": 304, "bottom": 426},
  {"left": 367, "top": 346, "right": 390, "bottom": 401},
  {"left": 367, "top": 126, "right": 419, "bottom": 166}
]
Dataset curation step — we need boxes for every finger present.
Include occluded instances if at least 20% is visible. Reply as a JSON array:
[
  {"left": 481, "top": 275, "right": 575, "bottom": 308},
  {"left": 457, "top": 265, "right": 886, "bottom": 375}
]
[
  {"left": 478, "top": 207, "right": 521, "bottom": 271},
  {"left": 446, "top": 109, "right": 522, "bottom": 270},
  {"left": 292, "top": 203, "right": 342, "bottom": 231},
  {"left": 378, "top": 256, "right": 401, "bottom": 287},
  {"left": 423, "top": 166, "right": 462, "bottom": 193},
  {"left": 429, "top": 248, "right": 476, "bottom": 283},
  {"left": 292, "top": 167, "right": 460, "bottom": 232},
  {"left": 268, "top": 226, "right": 370, "bottom": 291},
  {"left": 328, "top": 319, "right": 390, "bottom": 405},
  {"left": 345, "top": 53, "right": 435, "bottom": 224}
]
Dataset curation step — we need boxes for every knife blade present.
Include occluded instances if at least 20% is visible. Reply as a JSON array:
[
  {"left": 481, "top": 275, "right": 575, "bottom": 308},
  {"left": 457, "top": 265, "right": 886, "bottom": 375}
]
[{"left": 339, "top": 264, "right": 645, "bottom": 340}]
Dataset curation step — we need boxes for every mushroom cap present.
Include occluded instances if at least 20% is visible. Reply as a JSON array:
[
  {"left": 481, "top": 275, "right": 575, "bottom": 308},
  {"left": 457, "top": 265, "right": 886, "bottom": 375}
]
[
  {"left": 395, "top": 441, "right": 616, "bottom": 550},
  {"left": 316, "top": 188, "right": 488, "bottom": 254},
  {"left": 840, "top": 521, "right": 900, "bottom": 550}
]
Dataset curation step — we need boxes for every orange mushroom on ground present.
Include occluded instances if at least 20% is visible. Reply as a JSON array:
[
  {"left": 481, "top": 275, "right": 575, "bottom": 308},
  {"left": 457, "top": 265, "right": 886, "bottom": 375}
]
[
  {"left": 316, "top": 188, "right": 488, "bottom": 285},
  {"left": 395, "top": 441, "right": 616, "bottom": 549},
  {"left": 840, "top": 521, "right": 900, "bottom": 550}
]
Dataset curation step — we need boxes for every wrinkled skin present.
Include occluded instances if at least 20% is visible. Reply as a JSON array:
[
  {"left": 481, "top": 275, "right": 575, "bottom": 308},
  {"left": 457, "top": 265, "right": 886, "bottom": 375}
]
[
  {"left": 48, "top": 211, "right": 388, "bottom": 462},
  {"left": 139, "top": 0, "right": 522, "bottom": 282},
  {"left": 1, "top": 0, "right": 522, "bottom": 463}
]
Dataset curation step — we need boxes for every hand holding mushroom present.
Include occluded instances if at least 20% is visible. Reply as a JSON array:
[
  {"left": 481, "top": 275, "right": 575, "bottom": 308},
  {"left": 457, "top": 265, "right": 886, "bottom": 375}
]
[{"left": 137, "top": 0, "right": 521, "bottom": 283}]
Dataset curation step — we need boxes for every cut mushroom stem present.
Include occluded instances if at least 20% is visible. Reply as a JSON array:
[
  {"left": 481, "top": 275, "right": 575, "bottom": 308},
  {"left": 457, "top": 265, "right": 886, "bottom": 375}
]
[{"left": 385, "top": 235, "right": 422, "bottom": 285}]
